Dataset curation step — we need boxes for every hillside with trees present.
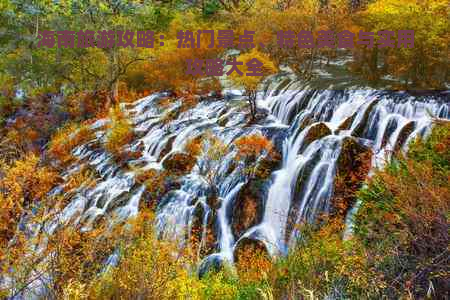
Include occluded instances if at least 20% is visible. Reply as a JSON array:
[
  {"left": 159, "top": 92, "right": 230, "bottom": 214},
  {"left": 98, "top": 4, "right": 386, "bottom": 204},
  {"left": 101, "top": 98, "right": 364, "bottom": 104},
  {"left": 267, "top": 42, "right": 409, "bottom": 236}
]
[{"left": 0, "top": 0, "right": 449, "bottom": 299}]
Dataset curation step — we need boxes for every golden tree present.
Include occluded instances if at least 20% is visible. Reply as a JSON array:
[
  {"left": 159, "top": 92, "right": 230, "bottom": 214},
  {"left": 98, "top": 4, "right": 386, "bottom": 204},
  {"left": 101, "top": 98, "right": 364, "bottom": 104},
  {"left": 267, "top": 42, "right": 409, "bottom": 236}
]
[{"left": 229, "top": 49, "right": 277, "bottom": 121}]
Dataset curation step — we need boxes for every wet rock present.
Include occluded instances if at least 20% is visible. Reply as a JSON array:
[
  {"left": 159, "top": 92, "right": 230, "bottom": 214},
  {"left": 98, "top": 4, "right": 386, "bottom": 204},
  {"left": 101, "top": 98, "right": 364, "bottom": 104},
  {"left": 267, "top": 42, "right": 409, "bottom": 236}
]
[
  {"left": 95, "top": 192, "right": 109, "bottom": 209},
  {"left": 157, "top": 189, "right": 185, "bottom": 211},
  {"left": 394, "top": 121, "right": 415, "bottom": 152},
  {"left": 217, "top": 115, "right": 229, "bottom": 127},
  {"left": 162, "top": 152, "right": 197, "bottom": 175},
  {"left": 299, "top": 122, "right": 332, "bottom": 154},
  {"left": 203, "top": 214, "right": 219, "bottom": 256},
  {"left": 158, "top": 136, "right": 176, "bottom": 160},
  {"left": 190, "top": 200, "right": 219, "bottom": 258},
  {"left": 297, "top": 114, "right": 315, "bottom": 132},
  {"left": 224, "top": 160, "right": 238, "bottom": 177},
  {"left": 104, "top": 188, "right": 136, "bottom": 212},
  {"left": 286, "top": 90, "right": 316, "bottom": 124},
  {"left": 285, "top": 150, "right": 322, "bottom": 242},
  {"left": 231, "top": 179, "right": 267, "bottom": 239},
  {"left": 351, "top": 99, "right": 380, "bottom": 138},
  {"left": 233, "top": 237, "right": 270, "bottom": 264},
  {"left": 140, "top": 172, "right": 182, "bottom": 208},
  {"left": 271, "top": 78, "right": 292, "bottom": 96},
  {"left": 86, "top": 139, "right": 103, "bottom": 152},
  {"left": 260, "top": 126, "right": 288, "bottom": 155},
  {"left": 337, "top": 112, "right": 356, "bottom": 131},
  {"left": 165, "top": 177, "right": 182, "bottom": 191},
  {"left": 135, "top": 140, "right": 145, "bottom": 153},
  {"left": 215, "top": 105, "right": 229, "bottom": 120},
  {"left": 332, "top": 137, "right": 372, "bottom": 217},
  {"left": 254, "top": 153, "right": 282, "bottom": 180},
  {"left": 191, "top": 202, "right": 206, "bottom": 234},
  {"left": 364, "top": 109, "right": 381, "bottom": 141},
  {"left": 227, "top": 131, "right": 281, "bottom": 238},
  {"left": 206, "top": 193, "right": 221, "bottom": 210},
  {"left": 379, "top": 117, "right": 400, "bottom": 149},
  {"left": 337, "top": 137, "right": 371, "bottom": 172},
  {"left": 203, "top": 212, "right": 219, "bottom": 257}
]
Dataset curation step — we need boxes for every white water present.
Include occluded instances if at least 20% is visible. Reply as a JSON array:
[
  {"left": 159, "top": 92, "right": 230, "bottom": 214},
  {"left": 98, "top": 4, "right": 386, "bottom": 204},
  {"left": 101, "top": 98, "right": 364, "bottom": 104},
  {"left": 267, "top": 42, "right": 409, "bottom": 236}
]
[
  {"left": 52, "top": 84, "right": 448, "bottom": 261},
  {"left": 9, "top": 78, "right": 448, "bottom": 299}
]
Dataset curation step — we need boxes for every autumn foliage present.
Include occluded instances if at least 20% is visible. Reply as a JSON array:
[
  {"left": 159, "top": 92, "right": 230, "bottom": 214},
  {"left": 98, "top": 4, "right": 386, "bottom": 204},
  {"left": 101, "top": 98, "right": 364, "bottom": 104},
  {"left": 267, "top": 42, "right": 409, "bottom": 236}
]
[
  {"left": 0, "top": 0, "right": 448, "bottom": 299},
  {"left": 48, "top": 122, "right": 95, "bottom": 165},
  {"left": 0, "top": 154, "right": 60, "bottom": 265},
  {"left": 234, "top": 133, "right": 274, "bottom": 162},
  {"left": 105, "top": 106, "right": 134, "bottom": 158},
  {"left": 1, "top": 121, "right": 448, "bottom": 298},
  {"left": 229, "top": 49, "right": 277, "bottom": 120},
  {"left": 354, "top": 121, "right": 450, "bottom": 297}
]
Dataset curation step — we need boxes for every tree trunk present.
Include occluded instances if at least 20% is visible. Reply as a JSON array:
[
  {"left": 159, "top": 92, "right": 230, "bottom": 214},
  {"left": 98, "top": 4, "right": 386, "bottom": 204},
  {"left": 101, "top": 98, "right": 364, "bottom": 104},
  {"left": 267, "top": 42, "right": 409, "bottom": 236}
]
[
  {"left": 369, "top": 47, "right": 379, "bottom": 83},
  {"left": 105, "top": 48, "right": 120, "bottom": 110},
  {"left": 112, "top": 79, "right": 119, "bottom": 104},
  {"left": 247, "top": 90, "right": 257, "bottom": 122},
  {"left": 112, "top": 48, "right": 119, "bottom": 105},
  {"left": 105, "top": 93, "right": 112, "bottom": 111}
]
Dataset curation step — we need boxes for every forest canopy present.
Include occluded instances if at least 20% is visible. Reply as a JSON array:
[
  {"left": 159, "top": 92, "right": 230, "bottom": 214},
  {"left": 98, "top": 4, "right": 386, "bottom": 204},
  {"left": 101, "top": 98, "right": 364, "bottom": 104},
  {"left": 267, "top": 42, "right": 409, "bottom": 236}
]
[{"left": 0, "top": 1, "right": 448, "bottom": 299}]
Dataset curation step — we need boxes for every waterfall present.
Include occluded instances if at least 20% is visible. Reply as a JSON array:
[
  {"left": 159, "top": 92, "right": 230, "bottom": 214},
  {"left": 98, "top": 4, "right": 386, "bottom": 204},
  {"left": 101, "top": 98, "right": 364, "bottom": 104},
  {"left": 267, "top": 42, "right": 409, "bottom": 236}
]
[{"left": 41, "top": 80, "right": 448, "bottom": 271}]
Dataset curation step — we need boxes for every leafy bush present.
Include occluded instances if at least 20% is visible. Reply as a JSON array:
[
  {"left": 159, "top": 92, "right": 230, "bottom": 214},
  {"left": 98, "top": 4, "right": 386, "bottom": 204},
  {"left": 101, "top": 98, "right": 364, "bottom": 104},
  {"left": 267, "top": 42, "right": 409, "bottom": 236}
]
[
  {"left": 234, "top": 133, "right": 274, "bottom": 162},
  {"left": 0, "top": 154, "right": 60, "bottom": 265},
  {"left": 48, "top": 122, "right": 95, "bottom": 165},
  {"left": 407, "top": 120, "right": 450, "bottom": 176},
  {"left": 268, "top": 219, "right": 379, "bottom": 299},
  {"left": 105, "top": 106, "right": 134, "bottom": 158},
  {"left": 186, "top": 132, "right": 229, "bottom": 189},
  {"left": 234, "top": 133, "right": 280, "bottom": 179},
  {"left": 354, "top": 121, "right": 450, "bottom": 298},
  {"left": 87, "top": 212, "right": 189, "bottom": 299}
]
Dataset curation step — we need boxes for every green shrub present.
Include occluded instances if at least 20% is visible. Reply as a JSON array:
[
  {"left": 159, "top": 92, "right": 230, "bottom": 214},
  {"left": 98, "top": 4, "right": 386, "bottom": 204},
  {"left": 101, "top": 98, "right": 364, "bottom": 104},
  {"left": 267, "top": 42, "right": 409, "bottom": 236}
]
[{"left": 354, "top": 121, "right": 450, "bottom": 298}]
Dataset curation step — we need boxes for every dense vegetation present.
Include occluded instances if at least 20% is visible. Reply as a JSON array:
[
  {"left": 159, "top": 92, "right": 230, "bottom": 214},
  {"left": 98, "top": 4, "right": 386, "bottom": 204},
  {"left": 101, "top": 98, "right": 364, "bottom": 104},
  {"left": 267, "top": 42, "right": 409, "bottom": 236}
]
[
  {"left": 0, "top": 0, "right": 448, "bottom": 299},
  {"left": 1, "top": 0, "right": 448, "bottom": 123},
  {"left": 1, "top": 121, "right": 448, "bottom": 299},
  {"left": 1, "top": 0, "right": 448, "bottom": 133}
]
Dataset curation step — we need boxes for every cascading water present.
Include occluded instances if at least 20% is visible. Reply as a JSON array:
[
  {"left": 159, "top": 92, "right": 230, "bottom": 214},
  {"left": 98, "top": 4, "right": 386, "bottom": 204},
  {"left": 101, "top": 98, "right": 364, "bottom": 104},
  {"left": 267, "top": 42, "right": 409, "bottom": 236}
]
[
  {"left": 257, "top": 84, "right": 448, "bottom": 252},
  {"left": 37, "top": 77, "right": 449, "bottom": 277},
  {"left": 8, "top": 73, "right": 449, "bottom": 299}
]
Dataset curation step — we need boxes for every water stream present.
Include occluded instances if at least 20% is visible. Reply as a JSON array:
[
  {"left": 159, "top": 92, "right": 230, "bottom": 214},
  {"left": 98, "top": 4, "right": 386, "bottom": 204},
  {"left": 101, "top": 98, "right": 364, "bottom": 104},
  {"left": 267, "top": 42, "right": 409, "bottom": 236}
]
[{"left": 43, "top": 78, "right": 450, "bottom": 271}]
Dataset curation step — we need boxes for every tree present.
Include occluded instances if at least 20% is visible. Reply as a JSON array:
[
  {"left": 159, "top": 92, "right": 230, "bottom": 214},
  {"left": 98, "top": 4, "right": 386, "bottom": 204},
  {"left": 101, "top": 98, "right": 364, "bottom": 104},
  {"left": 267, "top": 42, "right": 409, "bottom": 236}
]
[
  {"left": 356, "top": 0, "right": 449, "bottom": 89},
  {"left": 185, "top": 132, "right": 229, "bottom": 195},
  {"left": 228, "top": 49, "right": 277, "bottom": 121},
  {"left": 216, "top": 0, "right": 255, "bottom": 12},
  {"left": 0, "top": 0, "right": 176, "bottom": 107},
  {"left": 137, "top": 11, "right": 225, "bottom": 94}
]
